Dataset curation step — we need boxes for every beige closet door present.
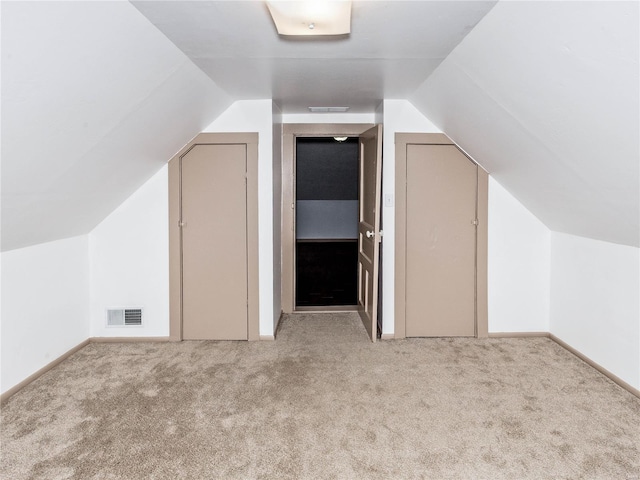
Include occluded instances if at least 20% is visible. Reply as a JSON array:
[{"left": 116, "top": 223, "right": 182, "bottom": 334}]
[
  {"left": 181, "top": 144, "right": 248, "bottom": 340},
  {"left": 405, "top": 144, "right": 477, "bottom": 337},
  {"left": 357, "top": 125, "right": 383, "bottom": 341}
]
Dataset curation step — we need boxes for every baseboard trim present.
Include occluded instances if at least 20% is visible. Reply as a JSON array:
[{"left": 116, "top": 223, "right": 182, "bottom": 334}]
[
  {"left": 273, "top": 311, "right": 286, "bottom": 339},
  {"left": 0, "top": 339, "right": 91, "bottom": 405},
  {"left": 488, "top": 332, "right": 550, "bottom": 338},
  {"left": 90, "top": 336, "right": 171, "bottom": 343},
  {"left": 1, "top": 336, "right": 171, "bottom": 404},
  {"left": 4, "top": 331, "right": 638, "bottom": 404},
  {"left": 549, "top": 334, "right": 640, "bottom": 399}
]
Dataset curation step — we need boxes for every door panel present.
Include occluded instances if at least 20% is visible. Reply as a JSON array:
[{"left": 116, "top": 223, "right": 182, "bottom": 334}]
[
  {"left": 357, "top": 125, "right": 382, "bottom": 341},
  {"left": 181, "top": 144, "right": 248, "bottom": 340},
  {"left": 405, "top": 144, "right": 477, "bottom": 337}
]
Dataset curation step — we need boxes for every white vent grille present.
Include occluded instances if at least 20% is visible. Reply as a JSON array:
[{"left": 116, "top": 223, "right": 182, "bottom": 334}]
[{"left": 106, "top": 308, "right": 143, "bottom": 327}]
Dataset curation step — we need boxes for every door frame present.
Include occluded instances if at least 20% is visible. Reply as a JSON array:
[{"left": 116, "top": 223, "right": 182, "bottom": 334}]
[
  {"left": 281, "top": 123, "right": 374, "bottom": 314},
  {"left": 394, "top": 133, "right": 489, "bottom": 339},
  {"left": 168, "top": 133, "right": 260, "bottom": 341}
]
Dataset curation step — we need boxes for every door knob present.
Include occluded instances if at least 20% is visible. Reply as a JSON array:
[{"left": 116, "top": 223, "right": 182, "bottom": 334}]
[{"left": 366, "top": 230, "right": 375, "bottom": 238}]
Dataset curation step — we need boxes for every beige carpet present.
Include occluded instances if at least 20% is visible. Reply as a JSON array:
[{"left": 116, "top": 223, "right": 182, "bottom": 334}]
[{"left": 1, "top": 313, "right": 639, "bottom": 479}]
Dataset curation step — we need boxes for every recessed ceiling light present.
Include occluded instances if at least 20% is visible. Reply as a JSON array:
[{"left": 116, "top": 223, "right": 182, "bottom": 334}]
[
  {"left": 308, "top": 106, "right": 350, "bottom": 113},
  {"left": 266, "top": 1, "right": 352, "bottom": 36}
]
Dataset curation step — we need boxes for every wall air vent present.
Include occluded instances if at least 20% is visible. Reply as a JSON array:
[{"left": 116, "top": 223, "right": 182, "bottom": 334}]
[{"left": 106, "top": 308, "right": 143, "bottom": 327}]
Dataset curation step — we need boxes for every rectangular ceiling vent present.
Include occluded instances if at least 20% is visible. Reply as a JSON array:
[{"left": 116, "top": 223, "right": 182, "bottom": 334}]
[
  {"left": 106, "top": 308, "right": 143, "bottom": 327},
  {"left": 308, "top": 106, "right": 350, "bottom": 113}
]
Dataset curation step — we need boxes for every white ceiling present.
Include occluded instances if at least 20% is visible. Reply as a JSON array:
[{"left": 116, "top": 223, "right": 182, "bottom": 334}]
[
  {"left": 132, "top": 0, "right": 640, "bottom": 246},
  {"left": 1, "top": 1, "right": 232, "bottom": 251},
  {"left": 2, "top": 1, "right": 638, "bottom": 251},
  {"left": 412, "top": 1, "right": 639, "bottom": 246},
  {"left": 131, "top": 0, "right": 497, "bottom": 113}
]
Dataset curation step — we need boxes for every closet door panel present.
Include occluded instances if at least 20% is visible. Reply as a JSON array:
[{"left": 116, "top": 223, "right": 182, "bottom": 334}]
[
  {"left": 181, "top": 144, "right": 248, "bottom": 340},
  {"left": 405, "top": 144, "right": 477, "bottom": 337}
]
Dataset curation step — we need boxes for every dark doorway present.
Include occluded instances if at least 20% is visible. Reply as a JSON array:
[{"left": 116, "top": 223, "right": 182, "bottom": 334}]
[{"left": 295, "top": 137, "right": 359, "bottom": 307}]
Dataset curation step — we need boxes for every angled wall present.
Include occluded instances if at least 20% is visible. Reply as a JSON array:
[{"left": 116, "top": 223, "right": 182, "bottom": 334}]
[
  {"left": 411, "top": 0, "right": 639, "bottom": 247},
  {"left": 1, "top": 1, "right": 231, "bottom": 251}
]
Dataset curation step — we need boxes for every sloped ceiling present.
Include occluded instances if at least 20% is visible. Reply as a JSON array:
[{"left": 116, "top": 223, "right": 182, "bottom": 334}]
[
  {"left": 131, "top": 0, "right": 497, "bottom": 113},
  {"left": 1, "top": 1, "right": 232, "bottom": 251},
  {"left": 3, "top": 1, "right": 637, "bottom": 251},
  {"left": 411, "top": 1, "right": 639, "bottom": 247}
]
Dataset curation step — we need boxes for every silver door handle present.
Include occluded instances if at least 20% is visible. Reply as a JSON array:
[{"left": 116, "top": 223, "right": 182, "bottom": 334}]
[{"left": 366, "top": 230, "right": 375, "bottom": 238}]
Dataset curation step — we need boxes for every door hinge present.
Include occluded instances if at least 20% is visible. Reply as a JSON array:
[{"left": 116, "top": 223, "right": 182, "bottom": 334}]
[{"left": 471, "top": 219, "right": 479, "bottom": 226}]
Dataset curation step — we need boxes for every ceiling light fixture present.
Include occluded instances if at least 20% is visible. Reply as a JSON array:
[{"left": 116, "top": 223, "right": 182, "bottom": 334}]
[
  {"left": 308, "top": 106, "right": 350, "bottom": 113},
  {"left": 334, "top": 136, "right": 348, "bottom": 142},
  {"left": 266, "top": 1, "right": 352, "bottom": 36}
]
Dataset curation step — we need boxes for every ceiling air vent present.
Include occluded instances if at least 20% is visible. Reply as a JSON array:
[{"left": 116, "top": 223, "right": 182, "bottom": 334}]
[{"left": 106, "top": 308, "right": 143, "bottom": 327}]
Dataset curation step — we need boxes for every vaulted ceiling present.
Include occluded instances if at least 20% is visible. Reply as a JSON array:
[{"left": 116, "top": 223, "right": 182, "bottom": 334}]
[
  {"left": 412, "top": 1, "right": 639, "bottom": 246},
  {"left": 1, "top": 1, "right": 232, "bottom": 251},
  {"left": 130, "top": 0, "right": 497, "bottom": 113},
  {"left": 2, "top": 1, "right": 638, "bottom": 251}
]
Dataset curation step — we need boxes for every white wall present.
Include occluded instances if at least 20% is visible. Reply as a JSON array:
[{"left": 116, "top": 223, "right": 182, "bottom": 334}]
[
  {"left": 2, "top": 0, "right": 231, "bottom": 251},
  {"left": 1, "top": 236, "right": 90, "bottom": 394},
  {"left": 272, "top": 102, "right": 283, "bottom": 332},
  {"left": 411, "top": 1, "right": 639, "bottom": 247},
  {"left": 205, "top": 100, "right": 275, "bottom": 336},
  {"left": 550, "top": 233, "right": 640, "bottom": 390},
  {"left": 487, "top": 177, "right": 550, "bottom": 333},
  {"left": 381, "top": 100, "right": 442, "bottom": 335},
  {"left": 89, "top": 166, "right": 169, "bottom": 338}
]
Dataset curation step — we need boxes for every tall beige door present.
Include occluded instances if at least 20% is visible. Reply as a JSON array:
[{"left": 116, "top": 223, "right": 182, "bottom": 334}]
[
  {"left": 357, "top": 125, "right": 383, "bottom": 341},
  {"left": 405, "top": 144, "right": 477, "bottom": 337},
  {"left": 181, "top": 144, "right": 248, "bottom": 340}
]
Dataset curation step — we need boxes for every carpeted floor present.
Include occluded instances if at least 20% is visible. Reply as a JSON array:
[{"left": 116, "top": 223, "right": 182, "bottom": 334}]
[{"left": 1, "top": 313, "right": 639, "bottom": 479}]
